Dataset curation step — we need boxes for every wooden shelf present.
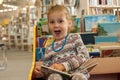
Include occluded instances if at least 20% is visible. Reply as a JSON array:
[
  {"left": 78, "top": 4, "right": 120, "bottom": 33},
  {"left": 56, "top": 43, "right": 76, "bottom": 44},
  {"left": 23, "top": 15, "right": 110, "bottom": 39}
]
[
  {"left": 89, "top": 6, "right": 120, "bottom": 9},
  {"left": 100, "top": 46, "right": 120, "bottom": 50},
  {"left": 80, "top": 0, "right": 120, "bottom": 16},
  {"left": 40, "top": 4, "right": 74, "bottom": 7},
  {"left": 90, "top": 57, "right": 120, "bottom": 75}
]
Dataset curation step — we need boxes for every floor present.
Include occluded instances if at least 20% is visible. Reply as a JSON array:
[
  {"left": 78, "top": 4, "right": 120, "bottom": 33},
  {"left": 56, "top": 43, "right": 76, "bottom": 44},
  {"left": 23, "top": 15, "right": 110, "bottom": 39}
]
[{"left": 0, "top": 49, "right": 32, "bottom": 80}]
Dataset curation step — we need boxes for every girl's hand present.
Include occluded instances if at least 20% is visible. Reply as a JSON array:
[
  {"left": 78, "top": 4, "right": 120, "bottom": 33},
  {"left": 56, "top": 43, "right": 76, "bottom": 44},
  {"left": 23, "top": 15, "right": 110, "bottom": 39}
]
[
  {"left": 33, "top": 61, "right": 44, "bottom": 78},
  {"left": 50, "top": 63, "right": 65, "bottom": 71}
]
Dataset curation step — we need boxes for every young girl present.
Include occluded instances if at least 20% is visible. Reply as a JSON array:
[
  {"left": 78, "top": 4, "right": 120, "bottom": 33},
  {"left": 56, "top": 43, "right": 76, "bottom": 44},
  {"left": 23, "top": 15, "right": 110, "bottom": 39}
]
[{"left": 33, "top": 5, "right": 90, "bottom": 80}]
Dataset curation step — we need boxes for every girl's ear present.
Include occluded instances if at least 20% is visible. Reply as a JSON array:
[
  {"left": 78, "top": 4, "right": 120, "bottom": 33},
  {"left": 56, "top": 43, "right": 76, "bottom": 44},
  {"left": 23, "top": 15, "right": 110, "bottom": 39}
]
[
  {"left": 68, "top": 19, "right": 72, "bottom": 28},
  {"left": 68, "top": 19, "right": 72, "bottom": 33}
]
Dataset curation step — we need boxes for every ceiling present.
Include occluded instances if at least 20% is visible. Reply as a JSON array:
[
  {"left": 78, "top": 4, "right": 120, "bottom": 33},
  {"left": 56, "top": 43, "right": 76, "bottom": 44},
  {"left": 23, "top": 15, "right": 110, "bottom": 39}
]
[{"left": 0, "top": 0, "right": 35, "bottom": 22}]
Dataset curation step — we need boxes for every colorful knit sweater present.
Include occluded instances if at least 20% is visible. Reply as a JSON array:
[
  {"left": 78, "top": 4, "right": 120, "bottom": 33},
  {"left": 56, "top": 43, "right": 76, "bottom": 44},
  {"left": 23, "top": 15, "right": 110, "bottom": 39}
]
[{"left": 43, "top": 33, "right": 89, "bottom": 72}]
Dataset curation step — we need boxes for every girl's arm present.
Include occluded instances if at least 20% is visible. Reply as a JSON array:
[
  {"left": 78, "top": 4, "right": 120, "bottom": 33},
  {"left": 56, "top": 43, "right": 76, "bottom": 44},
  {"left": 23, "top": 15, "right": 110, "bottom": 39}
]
[
  {"left": 62, "top": 34, "right": 90, "bottom": 71},
  {"left": 33, "top": 61, "right": 44, "bottom": 78}
]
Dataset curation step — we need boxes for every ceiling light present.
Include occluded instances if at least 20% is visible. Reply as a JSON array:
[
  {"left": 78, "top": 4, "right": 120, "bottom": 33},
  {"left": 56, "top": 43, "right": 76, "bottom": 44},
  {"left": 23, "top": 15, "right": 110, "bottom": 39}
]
[
  {"left": 7, "top": 9, "right": 13, "bottom": 11},
  {"left": 3, "top": 4, "right": 18, "bottom": 10},
  {"left": 0, "top": 0, "right": 3, "bottom": 4},
  {"left": 4, "top": 9, "right": 8, "bottom": 12},
  {"left": 0, "top": 10, "right": 4, "bottom": 13}
]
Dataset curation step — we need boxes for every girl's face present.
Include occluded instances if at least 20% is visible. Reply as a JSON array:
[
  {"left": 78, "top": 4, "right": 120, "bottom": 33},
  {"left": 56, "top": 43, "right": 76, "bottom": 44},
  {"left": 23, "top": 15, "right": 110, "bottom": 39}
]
[{"left": 48, "top": 11, "right": 71, "bottom": 41}]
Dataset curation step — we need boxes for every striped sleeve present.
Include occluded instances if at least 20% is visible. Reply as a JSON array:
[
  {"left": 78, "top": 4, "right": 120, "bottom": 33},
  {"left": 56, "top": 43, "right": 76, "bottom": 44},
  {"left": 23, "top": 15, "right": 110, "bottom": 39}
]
[{"left": 62, "top": 33, "right": 90, "bottom": 71}]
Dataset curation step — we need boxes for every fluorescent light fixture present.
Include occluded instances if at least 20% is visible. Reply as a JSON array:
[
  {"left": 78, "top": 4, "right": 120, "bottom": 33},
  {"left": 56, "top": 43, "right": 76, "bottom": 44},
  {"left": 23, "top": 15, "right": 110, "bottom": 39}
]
[
  {"left": 3, "top": 9, "right": 13, "bottom": 12},
  {"left": 29, "top": 5, "right": 35, "bottom": 8},
  {"left": 0, "top": 0, "right": 3, "bottom": 4},
  {"left": 4, "top": 9, "right": 8, "bottom": 12},
  {"left": 1, "top": 4, "right": 18, "bottom": 12},
  {"left": 2, "top": 37, "right": 7, "bottom": 41},
  {"left": 0, "top": 10, "right": 4, "bottom": 12},
  {"left": 22, "top": 7, "right": 27, "bottom": 11},
  {"left": 7, "top": 9, "right": 12, "bottom": 11},
  {"left": 3, "top": 4, "right": 18, "bottom": 9}
]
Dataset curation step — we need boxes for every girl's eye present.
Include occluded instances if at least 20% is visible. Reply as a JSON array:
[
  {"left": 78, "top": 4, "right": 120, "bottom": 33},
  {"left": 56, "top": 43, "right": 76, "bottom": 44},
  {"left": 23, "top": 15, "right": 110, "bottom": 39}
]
[
  {"left": 58, "top": 20, "right": 63, "bottom": 23},
  {"left": 49, "top": 21, "right": 54, "bottom": 24}
]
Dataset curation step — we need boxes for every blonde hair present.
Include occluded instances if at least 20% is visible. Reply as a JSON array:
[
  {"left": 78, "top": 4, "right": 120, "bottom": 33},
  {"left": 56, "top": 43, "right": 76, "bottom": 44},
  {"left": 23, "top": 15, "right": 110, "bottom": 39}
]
[{"left": 47, "top": 5, "right": 71, "bottom": 20}]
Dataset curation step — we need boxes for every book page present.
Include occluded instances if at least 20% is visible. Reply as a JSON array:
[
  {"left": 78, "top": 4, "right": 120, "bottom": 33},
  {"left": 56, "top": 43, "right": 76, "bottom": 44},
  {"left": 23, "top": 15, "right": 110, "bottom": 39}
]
[{"left": 41, "top": 65, "right": 73, "bottom": 77}]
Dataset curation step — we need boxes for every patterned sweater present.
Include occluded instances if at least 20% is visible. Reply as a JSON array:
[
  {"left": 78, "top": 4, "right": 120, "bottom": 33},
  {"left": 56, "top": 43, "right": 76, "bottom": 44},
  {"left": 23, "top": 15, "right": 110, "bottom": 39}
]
[{"left": 42, "top": 33, "right": 89, "bottom": 72}]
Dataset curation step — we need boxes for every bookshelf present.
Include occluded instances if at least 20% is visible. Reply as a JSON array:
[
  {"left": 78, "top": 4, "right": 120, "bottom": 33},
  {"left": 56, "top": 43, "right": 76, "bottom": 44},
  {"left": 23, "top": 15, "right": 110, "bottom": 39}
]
[
  {"left": 80, "top": 0, "right": 120, "bottom": 17},
  {"left": 2, "top": 24, "right": 10, "bottom": 49},
  {"left": 0, "top": 5, "right": 36, "bottom": 51},
  {"left": 0, "top": 25, "right": 9, "bottom": 48},
  {"left": 89, "top": 57, "right": 120, "bottom": 80},
  {"left": 19, "top": 6, "right": 36, "bottom": 52},
  {"left": 87, "top": 42, "right": 120, "bottom": 80},
  {"left": 35, "top": 0, "right": 79, "bottom": 19}
]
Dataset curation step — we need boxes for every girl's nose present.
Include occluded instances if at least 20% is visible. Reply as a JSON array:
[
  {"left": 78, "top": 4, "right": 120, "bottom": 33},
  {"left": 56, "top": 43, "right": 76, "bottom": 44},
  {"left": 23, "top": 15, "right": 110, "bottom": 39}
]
[{"left": 54, "top": 22, "right": 59, "bottom": 27}]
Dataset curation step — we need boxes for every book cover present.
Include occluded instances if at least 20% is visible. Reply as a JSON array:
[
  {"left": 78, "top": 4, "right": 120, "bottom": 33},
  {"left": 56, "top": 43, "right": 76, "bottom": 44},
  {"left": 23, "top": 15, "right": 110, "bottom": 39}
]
[
  {"left": 67, "top": 18, "right": 81, "bottom": 33},
  {"left": 37, "top": 18, "right": 51, "bottom": 36},
  {"left": 38, "top": 37, "right": 47, "bottom": 48},
  {"left": 37, "top": 36, "right": 54, "bottom": 48},
  {"left": 36, "top": 26, "right": 42, "bottom": 37},
  {"left": 36, "top": 48, "right": 46, "bottom": 61},
  {"left": 95, "top": 36, "right": 119, "bottom": 44},
  {"left": 101, "top": 49, "right": 120, "bottom": 57},
  {"left": 84, "top": 14, "right": 116, "bottom": 32},
  {"left": 98, "top": 22, "right": 120, "bottom": 36},
  {"left": 80, "top": 32, "right": 98, "bottom": 45},
  {"left": 44, "top": 36, "right": 54, "bottom": 47}
]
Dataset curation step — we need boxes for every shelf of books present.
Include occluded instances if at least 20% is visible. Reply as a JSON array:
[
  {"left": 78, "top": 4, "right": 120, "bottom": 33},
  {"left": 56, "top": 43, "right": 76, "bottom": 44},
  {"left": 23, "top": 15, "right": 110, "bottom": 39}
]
[
  {"left": 0, "top": 6, "right": 36, "bottom": 51},
  {"left": 89, "top": 0, "right": 119, "bottom": 14},
  {"left": 35, "top": 0, "right": 80, "bottom": 19},
  {"left": 0, "top": 24, "right": 9, "bottom": 49},
  {"left": 80, "top": 0, "right": 120, "bottom": 18}
]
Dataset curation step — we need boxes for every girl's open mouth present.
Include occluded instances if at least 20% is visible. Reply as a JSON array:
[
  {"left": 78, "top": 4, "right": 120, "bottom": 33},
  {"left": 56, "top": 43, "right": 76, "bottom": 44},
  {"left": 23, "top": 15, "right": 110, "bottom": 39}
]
[{"left": 54, "top": 30, "right": 61, "bottom": 35}]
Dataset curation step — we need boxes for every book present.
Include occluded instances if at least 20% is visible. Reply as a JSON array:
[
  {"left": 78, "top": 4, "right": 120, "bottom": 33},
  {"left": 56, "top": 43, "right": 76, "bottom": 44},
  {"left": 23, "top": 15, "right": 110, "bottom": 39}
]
[
  {"left": 41, "top": 65, "right": 72, "bottom": 77},
  {"left": 84, "top": 14, "right": 116, "bottom": 32},
  {"left": 37, "top": 36, "right": 54, "bottom": 48},
  {"left": 36, "top": 48, "right": 46, "bottom": 61},
  {"left": 44, "top": 36, "right": 54, "bottom": 47},
  {"left": 37, "top": 18, "right": 51, "bottom": 36},
  {"left": 95, "top": 36, "right": 119, "bottom": 44},
  {"left": 101, "top": 49, "right": 120, "bottom": 57},
  {"left": 99, "top": 46, "right": 120, "bottom": 57},
  {"left": 41, "top": 60, "right": 98, "bottom": 78},
  {"left": 71, "top": 18, "right": 81, "bottom": 33},
  {"left": 80, "top": 32, "right": 98, "bottom": 45},
  {"left": 98, "top": 22, "right": 120, "bottom": 36},
  {"left": 38, "top": 37, "right": 47, "bottom": 48}
]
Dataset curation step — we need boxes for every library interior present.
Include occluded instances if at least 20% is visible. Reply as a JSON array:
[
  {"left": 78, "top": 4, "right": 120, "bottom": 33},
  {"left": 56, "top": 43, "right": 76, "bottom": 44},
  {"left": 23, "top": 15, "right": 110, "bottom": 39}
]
[{"left": 0, "top": 0, "right": 120, "bottom": 80}]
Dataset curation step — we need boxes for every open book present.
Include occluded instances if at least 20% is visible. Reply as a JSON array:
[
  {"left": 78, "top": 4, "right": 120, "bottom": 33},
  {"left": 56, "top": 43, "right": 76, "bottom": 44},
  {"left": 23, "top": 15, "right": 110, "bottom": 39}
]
[{"left": 41, "top": 60, "right": 98, "bottom": 78}]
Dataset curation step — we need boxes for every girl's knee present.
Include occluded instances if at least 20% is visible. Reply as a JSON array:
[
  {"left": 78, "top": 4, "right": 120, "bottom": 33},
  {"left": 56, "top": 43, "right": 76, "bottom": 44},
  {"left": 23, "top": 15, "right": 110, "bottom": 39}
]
[{"left": 47, "top": 73, "right": 63, "bottom": 80}]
